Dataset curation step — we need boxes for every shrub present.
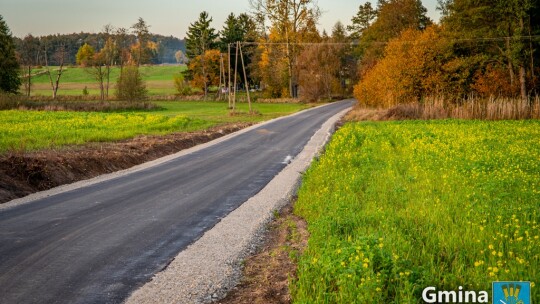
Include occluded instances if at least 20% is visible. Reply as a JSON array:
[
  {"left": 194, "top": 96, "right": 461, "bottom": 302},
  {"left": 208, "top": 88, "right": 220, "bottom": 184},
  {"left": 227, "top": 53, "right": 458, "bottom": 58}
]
[
  {"left": 115, "top": 66, "right": 148, "bottom": 102},
  {"left": 173, "top": 74, "right": 193, "bottom": 96},
  {"left": 472, "top": 64, "right": 520, "bottom": 98},
  {"left": 0, "top": 93, "right": 159, "bottom": 111}
]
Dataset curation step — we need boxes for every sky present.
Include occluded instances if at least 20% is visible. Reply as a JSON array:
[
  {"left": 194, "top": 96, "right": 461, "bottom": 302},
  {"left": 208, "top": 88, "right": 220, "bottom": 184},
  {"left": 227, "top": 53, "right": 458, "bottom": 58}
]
[{"left": 1, "top": 0, "right": 441, "bottom": 39}]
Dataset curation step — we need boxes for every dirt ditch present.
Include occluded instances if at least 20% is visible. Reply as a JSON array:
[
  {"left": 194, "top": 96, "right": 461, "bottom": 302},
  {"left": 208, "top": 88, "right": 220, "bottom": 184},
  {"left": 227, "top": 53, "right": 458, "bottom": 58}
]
[{"left": 0, "top": 123, "right": 251, "bottom": 204}]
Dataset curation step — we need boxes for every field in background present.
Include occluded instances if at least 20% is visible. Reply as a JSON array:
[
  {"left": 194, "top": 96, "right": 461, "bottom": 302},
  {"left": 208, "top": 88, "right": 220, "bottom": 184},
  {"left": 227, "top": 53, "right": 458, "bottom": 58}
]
[
  {"left": 292, "top": 121, "right": 539, "bottom": 303},
  {"left": 0, "top": 101, "right": 308, "bottom": 153},
  {"left": 24, "top": 65, "right": 186, "bottom": 96}
]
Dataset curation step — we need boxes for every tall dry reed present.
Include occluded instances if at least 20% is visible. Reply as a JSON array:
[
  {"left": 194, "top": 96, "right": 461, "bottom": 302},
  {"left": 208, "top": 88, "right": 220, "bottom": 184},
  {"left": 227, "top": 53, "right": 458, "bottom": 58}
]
[{"left": 348, "top": 96, "right": 540, "bottom": 121}]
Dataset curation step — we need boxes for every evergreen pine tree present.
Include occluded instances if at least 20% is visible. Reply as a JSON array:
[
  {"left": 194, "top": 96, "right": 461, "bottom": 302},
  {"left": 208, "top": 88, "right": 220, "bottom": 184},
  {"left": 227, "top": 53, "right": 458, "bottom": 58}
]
[
  {"left": 347, "top": 2, "right": 377, "bottom": 40},
  {"left": 219, "top": 13, "right": 242, "bottom": 52},
  {"left": 0, "top": 15, "right": 21, "bottom": 94},
  {"left": 441, "top": 0, "right": 540, "bottom": 99},
  {"left": 185, "top": 11, "right": 218, "bottom": 59}
]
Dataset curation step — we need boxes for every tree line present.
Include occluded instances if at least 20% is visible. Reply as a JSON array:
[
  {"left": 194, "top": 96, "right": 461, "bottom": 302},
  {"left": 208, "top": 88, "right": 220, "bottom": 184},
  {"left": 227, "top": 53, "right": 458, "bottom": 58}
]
[
  {"left": 2, "top": 0, "right": 539, "bottom": 103},
  {"left": 14, "top": 32, "right": 185, "bottom": 66},
  {"left": 0, "top": 15, "right": 186, "bottom": 101},
  {"left": 352, "top": 0, "right": 540, "bottom": 106},
  {"left": 180, "top": 1, "right": 356, "bottom": 101},
  {"left": 181, "top": 0, "right": 539, "bottom": 103}
]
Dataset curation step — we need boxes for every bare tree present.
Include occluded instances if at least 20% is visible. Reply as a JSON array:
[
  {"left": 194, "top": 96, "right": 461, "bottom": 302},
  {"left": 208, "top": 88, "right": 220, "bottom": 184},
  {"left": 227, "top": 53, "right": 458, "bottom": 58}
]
[
  {"left": 101, "top": 24, "right": 117, "bottom": 98},
  {"left": 19, "top": 34, "right": 40, "bottom": 97},
  {"left": 115, "top": 27, "right": 130, "bottom": 71},
  {"left": 43, "top": 43, "right": 67, "bottom": 99},
  {"left": 81, "top": 45, "right": 110, "bottom": 101},
  {"left": 298, "top": 43, "right": 342, "bottom": 101}
]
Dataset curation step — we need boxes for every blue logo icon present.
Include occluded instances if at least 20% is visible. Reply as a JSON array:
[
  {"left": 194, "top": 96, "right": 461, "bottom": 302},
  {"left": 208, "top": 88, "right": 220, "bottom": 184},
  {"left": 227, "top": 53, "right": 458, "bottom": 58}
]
[{"left": 493, "top": 282, "right": 531, "bottom": 304}]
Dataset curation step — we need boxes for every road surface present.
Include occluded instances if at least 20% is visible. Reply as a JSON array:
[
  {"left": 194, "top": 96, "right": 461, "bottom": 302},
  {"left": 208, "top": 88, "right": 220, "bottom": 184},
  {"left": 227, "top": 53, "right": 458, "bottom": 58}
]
[{"left": 0, "top": 100, "right": 353, "bottom": 304}]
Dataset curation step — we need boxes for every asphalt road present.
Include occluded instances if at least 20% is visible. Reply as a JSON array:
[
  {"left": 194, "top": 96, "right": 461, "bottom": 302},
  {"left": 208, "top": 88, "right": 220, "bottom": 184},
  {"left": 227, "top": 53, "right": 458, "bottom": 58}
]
[{"left": 0, "top": 100, "right": 353, "bottom": 304}]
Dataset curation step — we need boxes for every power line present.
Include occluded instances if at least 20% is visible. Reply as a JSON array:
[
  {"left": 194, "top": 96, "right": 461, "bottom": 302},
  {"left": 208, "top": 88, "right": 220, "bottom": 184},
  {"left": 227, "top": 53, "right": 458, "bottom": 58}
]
[{"left": 228, "top": 35, "right": 540, "bottom": 48}]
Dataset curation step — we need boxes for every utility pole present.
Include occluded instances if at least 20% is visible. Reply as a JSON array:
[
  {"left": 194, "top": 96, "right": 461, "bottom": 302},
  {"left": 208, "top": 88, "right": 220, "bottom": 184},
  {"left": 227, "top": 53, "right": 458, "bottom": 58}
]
[
  {"left": 233, "top": 42, "right": 239, "bottom": 111},
  {"left": 228, "top": 43, "right": 232, "bottom": 108},
  {"left": 239, "top": 42, "right": 252, "bottom": 113},
  {"left": 218, "top": 53, "right": 222, "bottom": 100},
  {"left": 222, "top": 54, "right": 227, "bottom": 101}
]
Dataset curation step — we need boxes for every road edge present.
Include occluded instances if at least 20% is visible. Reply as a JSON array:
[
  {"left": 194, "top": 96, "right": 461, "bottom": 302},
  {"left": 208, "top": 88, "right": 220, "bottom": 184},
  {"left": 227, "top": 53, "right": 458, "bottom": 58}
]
[
  {"left": 124, "top": 105, "right": 352, "bottom": 304},
  {"left": 0, "top": 102, "right": 340, "bottom": 211}
]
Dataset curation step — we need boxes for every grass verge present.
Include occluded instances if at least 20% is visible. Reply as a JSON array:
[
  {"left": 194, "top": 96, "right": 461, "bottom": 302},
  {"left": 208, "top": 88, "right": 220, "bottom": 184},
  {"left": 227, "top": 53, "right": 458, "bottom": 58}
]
[{"left": 292, "top": 120, "right": 539, "bottom": 303}]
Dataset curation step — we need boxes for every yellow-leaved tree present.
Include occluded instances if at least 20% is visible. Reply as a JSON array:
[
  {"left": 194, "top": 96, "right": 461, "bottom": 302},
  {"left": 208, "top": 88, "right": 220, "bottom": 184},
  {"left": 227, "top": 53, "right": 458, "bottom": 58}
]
[
  {"left": 76, "top": 43, "right": 95, "bottom": 67},
  {"left": 250, "top": 0, "right": 321, "bottom": 98},
  {"left": 255, "top": 27, "right": 290, "bottom": 98}
]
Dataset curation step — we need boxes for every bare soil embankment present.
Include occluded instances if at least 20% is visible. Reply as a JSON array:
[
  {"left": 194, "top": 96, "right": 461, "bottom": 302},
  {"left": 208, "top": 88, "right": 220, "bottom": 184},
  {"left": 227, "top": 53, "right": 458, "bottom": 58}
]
[{"left": 0, "top": 123, "right": 251, "bottom": 204}]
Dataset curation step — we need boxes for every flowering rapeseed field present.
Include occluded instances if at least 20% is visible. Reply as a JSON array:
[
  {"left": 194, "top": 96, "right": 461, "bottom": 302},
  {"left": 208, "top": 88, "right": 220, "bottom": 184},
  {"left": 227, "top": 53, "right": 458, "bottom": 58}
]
[
  {"left": 0, "top": 102, "right": 307, "bottom": 153},
  {"left": 0, "top": 110, "right": 207, "bottom": 153},
  {"left": 293, "top": 120, "right": 539, "bottom": 303}
]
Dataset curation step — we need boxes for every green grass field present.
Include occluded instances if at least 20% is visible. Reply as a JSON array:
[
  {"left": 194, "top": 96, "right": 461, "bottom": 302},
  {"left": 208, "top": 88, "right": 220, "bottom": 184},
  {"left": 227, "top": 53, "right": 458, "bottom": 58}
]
[
  {"left": 26, "top": 65, "right": 185, "bottom": 96},
  {"left": 292, "top": 120, "right": 539, "bottom": 303},
  {"left": 0, "top": 101, "right": 308, "bottom": 153}
]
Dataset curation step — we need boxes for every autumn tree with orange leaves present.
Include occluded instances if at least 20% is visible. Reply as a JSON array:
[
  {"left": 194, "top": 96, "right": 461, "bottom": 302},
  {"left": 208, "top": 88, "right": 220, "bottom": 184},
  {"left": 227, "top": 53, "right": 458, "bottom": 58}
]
[
  {"left": 354, "top": 26, "right": 450, "bottom": 107},
  {"left": 352, "top": 0, "right": 540, "bottom": 108}
]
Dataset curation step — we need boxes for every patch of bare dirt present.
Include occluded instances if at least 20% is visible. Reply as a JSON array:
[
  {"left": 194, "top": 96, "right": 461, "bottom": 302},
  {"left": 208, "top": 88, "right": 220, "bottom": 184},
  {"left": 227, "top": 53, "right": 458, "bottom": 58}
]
[
  {"left": 0, "top": 123, "right": 251, "bottom": 204},
  {"left": 217, "top": 203, "right": 309, "bottom": 304}
]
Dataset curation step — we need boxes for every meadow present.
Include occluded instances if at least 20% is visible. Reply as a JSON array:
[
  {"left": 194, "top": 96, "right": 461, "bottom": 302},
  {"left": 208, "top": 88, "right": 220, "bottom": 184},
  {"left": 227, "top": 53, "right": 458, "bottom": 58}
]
[
  {"left": 0, "top": 101, "right": 307, "bottom": 153},
  {"left": 26, "top": 65, "right": 185, "bottom": 96},
  {"left": 292, "top": 120, "right": 539, "bottom": 303}
]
